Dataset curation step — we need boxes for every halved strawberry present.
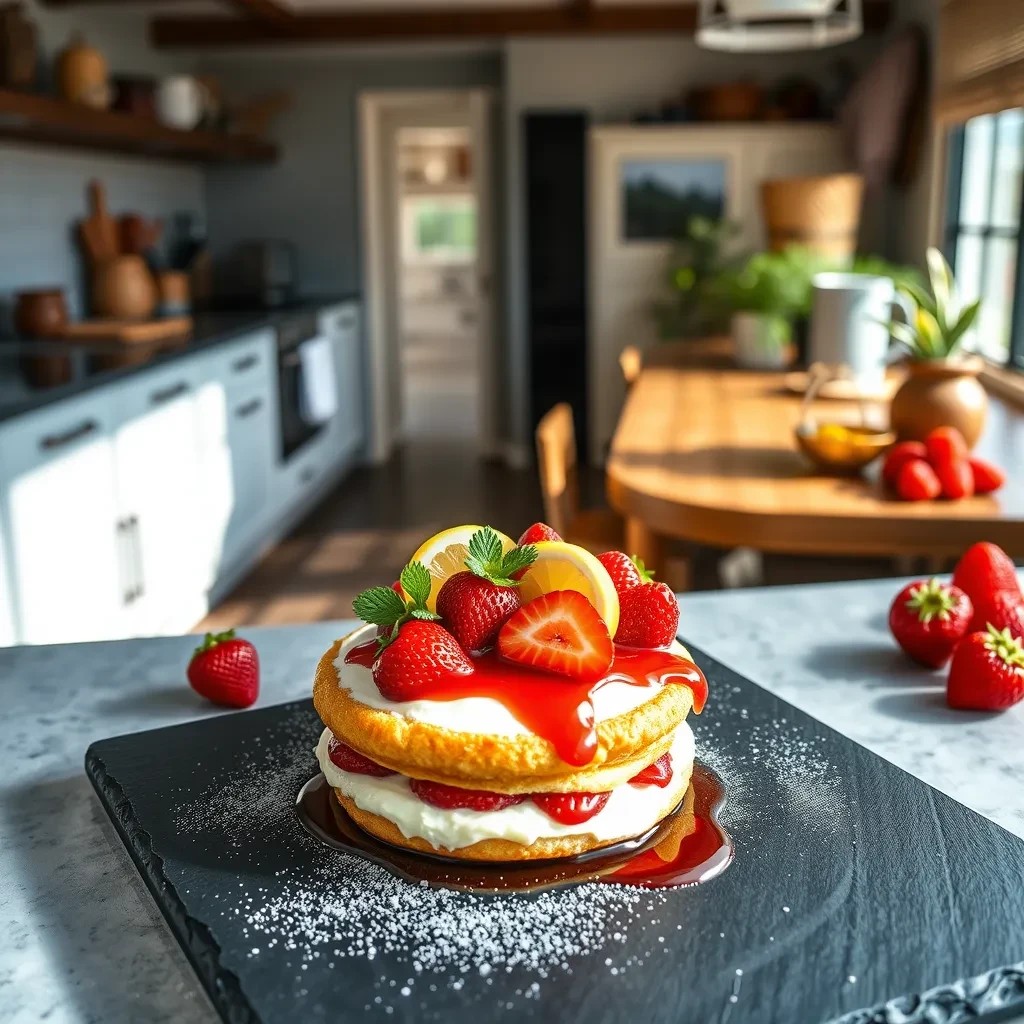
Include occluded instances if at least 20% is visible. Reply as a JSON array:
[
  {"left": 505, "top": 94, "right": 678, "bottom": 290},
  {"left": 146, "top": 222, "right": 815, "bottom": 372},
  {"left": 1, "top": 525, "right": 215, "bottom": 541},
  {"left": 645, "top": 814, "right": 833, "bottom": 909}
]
[
  {"left": 628, "top": 752, "right": 674, "bottom": 788},
  {"left": 327, "top": 737, "right": 396, "bottom": 777},
  {"left": 409, "top": 778, "right": 524, "bottom": 811},
  {"left": 497, "top": 590, "right": 614, "bottom": 680}
]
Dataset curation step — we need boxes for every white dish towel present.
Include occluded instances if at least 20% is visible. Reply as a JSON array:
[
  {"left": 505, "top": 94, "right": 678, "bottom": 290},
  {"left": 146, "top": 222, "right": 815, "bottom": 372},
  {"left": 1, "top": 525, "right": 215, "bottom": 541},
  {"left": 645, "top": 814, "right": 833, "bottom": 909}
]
[{"left": 297, "top": 335, "right": 339, "bottom": 426}]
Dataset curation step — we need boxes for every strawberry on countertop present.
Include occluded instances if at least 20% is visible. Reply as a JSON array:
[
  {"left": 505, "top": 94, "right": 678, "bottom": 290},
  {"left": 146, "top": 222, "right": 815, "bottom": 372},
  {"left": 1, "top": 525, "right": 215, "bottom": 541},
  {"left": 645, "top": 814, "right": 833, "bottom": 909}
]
[
  {"left": 436, "top": 527, "right": 538, "bottom": 651},
  {"left": 888, "top": 578, "right": 973, "bottom": 668},
  {"left": 187, "top": 629, "right": 260, "bottom": 708},
  {"left": 952, "top": 542, "right": 1022, "bottom": 608},
  {"left": 947, "top": 626, "right": 1024, "bottom": 711},
  {"left": 498, "top": 589, "right": 614, "bottom": 680},
  {"left": 969, "top": 589, "right": 1024, "bottom": 638}
]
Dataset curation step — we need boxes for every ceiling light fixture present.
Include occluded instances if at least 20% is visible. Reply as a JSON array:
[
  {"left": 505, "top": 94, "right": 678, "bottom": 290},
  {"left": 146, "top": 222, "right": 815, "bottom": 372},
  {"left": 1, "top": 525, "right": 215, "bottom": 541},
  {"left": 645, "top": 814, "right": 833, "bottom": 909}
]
[{"left": 696, "top": 0, "right": 863, "bottom": 52}]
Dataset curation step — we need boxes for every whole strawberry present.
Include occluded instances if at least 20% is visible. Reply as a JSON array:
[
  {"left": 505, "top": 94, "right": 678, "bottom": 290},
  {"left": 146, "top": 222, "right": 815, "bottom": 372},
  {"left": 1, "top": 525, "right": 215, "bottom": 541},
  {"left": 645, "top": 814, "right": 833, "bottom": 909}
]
[
  {"left": 597, "top": 551, "right": 651, "bottom": 598},
  {"left": 518, "top": 522, "right": 561, "bottom": 545},
  {"left": 372, "top": 620, "right": 474, "bottom": 701},
  {"left": 615, "top": 579, "right": 680, "bottom": 648},
  {"left": 947, "top": 626, "right": 1024, "bottom": 711},
  {"left": 436, "top": 527, "right": 538, "bottom": 651},
  {"left": 888, "top": 579, "right": 973, "bottom": 668},
  {"left": 952, "top": 542, "right": 1021, "bottom": 608},
  {"left": 187, "top": 630, "right": 259, "bottom": 708},
  {"left": 969, "top": 589, "right": 1024, "bottom": 638}
]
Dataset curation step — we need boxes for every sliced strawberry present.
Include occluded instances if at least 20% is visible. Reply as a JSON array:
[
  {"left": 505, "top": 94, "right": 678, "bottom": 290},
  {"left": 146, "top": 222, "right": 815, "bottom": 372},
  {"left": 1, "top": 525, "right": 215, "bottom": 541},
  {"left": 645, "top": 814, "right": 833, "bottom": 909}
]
[
  {"left": 518, "top": 522, "right": 562, "bottom": 545},
  {"left": 596, "top": 551, "right": 651, "bottom": 597},
  {"left": 615, "top": 581, "right": 679, "bottom": 648},
  {"left": 327, "top": 737, "right": 396, "bottom": 777},
  {"left": 969, "top": 457, "right": 1006, "bottom": 495},
  {"left": 409, "top": 778, "right": 525, "bottom": 811},
  {"left": 497, "top": 590, "right": 614, "bottom": 680},
  {"left": 372, "top": 620, "right": 474, "bottom": 701},
  {"left": 882, "top": 441, "right": 927, "bottom": 488},
  {"left": 532, "top": 791, "right": 611, "bottom": 824},
  {"left": 947, "top": 626, "right": 1024, "bottom": 711},
  {"left": 628, "top": 752, "right": 674, "bottom": 788}
]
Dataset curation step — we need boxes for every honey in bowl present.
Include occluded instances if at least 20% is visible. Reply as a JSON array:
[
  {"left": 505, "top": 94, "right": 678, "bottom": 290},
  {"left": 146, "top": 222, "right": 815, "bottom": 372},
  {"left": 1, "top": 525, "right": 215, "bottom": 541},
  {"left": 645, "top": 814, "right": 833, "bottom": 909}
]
[{"left": 795, "top": 420, "right": 895, "bottom": 473}]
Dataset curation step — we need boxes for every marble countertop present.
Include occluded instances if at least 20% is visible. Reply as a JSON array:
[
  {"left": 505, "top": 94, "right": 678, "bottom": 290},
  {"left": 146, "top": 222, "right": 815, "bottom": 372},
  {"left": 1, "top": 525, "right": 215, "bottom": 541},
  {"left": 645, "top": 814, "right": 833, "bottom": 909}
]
[{"left": 3, "top": 576, "right": 1023, "bottom": 1023}]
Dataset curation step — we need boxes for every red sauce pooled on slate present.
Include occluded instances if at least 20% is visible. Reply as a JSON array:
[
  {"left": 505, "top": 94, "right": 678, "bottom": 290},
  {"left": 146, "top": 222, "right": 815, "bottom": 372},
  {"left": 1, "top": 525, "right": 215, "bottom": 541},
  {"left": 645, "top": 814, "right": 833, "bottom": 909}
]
[{"left": 345, "top": 641, "right": 707, "bottom": 767}]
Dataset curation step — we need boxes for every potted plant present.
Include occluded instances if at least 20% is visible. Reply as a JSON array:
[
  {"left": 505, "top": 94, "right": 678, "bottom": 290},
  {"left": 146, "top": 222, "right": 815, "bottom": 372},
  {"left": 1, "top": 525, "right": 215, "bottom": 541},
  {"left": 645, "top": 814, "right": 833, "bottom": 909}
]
[
  {"left": 886, "top": 247, "right": 987, "bottom": 448},
  {"left": 709, "top": 248, "right": 822, "bottom": 368}
]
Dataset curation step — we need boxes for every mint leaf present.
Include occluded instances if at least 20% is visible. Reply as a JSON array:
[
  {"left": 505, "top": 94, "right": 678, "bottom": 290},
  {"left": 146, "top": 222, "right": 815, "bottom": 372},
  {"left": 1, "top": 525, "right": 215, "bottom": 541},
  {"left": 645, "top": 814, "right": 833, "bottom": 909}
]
[
  {"left": 410, "top": 607, "right": 441, "bottom": 621},
  {"left": 467, "top": 527, "right": 503, "bottom": 573},
  {"left": 400, "top": 561, "right": 432, "bottom": 607},
  {"left": 353, "top": 587, "right": 406, "bottom": 626}
]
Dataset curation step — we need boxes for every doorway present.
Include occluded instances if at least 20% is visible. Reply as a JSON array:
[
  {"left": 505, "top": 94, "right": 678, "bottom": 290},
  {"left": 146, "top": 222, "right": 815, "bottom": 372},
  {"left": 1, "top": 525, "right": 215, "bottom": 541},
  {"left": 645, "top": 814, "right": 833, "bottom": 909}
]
[{"left": 359, "top": 90, "right": 498, "bottom": 462}]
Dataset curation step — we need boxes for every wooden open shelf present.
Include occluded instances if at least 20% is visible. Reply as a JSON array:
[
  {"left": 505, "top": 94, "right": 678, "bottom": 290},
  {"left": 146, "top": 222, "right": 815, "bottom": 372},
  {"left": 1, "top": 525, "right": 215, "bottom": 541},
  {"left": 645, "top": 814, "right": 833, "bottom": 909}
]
[{"left": 0, "top": 89, "right": 279, "bottom": 164}]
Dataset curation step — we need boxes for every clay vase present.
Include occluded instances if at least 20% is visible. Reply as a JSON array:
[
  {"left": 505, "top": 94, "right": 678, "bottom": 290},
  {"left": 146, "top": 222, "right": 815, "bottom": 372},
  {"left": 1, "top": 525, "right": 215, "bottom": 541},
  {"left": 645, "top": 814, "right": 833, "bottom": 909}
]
[
  {"left": 56, "top": 34, "right": 110, "bottom": 109},
  {"left": 91, "top": 255, "right": 158, "bottom": 320},
  {"left": 889, "top": 358, "right": 989, "bottom": 449},
  {"left": 14, "top": 288, "right": 68, "bottom": 337}
]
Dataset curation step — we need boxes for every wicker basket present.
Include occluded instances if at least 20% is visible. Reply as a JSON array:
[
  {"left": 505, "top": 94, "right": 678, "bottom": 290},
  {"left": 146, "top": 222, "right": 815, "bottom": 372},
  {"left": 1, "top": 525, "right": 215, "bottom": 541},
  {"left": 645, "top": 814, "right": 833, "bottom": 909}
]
[{"left": 760, "top": 173, "right": 864, "bottom": 260}]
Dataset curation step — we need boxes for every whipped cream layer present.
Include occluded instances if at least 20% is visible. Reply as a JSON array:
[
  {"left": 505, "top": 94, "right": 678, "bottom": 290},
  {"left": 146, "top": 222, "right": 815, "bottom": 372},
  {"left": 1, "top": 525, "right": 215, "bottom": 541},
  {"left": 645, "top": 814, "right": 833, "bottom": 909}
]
[
  {"left": 315, "top": 722, "right": 694, "bottom": 851},
  {"left": 334, "top": 624, "right": 689, "bottom": 737}
]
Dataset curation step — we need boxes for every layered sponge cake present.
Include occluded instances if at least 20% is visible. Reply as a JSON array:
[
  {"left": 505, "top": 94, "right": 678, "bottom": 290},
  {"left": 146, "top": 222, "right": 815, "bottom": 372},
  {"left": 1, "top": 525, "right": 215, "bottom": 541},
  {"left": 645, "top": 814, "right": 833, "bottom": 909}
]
[{"left": 312, "top": 523, "right": 707, "bottom": 862}]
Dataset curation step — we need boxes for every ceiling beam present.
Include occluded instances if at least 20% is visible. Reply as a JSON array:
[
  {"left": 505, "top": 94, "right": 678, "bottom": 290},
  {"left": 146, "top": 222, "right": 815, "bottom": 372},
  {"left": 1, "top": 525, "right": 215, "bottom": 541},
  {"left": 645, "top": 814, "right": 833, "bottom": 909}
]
[{"left": 151, "top": 1, "right": 891, "bottom": 49}]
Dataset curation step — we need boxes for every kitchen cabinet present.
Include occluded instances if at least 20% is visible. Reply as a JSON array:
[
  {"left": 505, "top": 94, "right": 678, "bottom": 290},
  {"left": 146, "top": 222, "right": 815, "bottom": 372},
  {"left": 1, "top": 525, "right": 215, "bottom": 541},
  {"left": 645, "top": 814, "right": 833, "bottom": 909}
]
[
  {"left": 194, "top": 331, "right": 276, "bottom": 578},
  {"left": 0, "top": 393, "right": 126, "bottom": 644},
  {"left": 113, "top": 360, "right": 210, "bottom": 636},
  {"left": 319, "top": 302, "right": 365, "bottom": 463},
  {"left": 0, "top": 509, "right": 14, "bottom": 648}
]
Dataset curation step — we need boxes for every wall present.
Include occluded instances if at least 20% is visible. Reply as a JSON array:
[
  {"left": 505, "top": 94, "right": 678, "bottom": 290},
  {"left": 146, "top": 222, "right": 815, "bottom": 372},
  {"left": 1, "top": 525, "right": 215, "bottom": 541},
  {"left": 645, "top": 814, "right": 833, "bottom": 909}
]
[
  {"left": 200, "top": 51, "right": 502, "bottom": 296},
  {"left": 500, "top": 33, "right": 883, "bottom": 454},
  {"left": 0, "top": 0, "right": 201, "bottom": 320}
]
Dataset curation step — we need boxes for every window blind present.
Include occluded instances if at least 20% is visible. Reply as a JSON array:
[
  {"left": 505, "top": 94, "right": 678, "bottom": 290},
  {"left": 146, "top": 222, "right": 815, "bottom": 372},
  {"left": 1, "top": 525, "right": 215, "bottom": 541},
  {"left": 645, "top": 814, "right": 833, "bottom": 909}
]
[{"left": 937, "top": 0, "right": 1024, "bottom": 122}]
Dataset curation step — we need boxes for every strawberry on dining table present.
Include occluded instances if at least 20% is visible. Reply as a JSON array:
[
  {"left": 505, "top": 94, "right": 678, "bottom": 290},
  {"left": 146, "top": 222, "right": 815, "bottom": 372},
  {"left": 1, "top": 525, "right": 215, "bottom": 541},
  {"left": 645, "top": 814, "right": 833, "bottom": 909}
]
[
  {"left": 881, "top": 441, "right": 928, "bottom": 488},
  {"left": 969, "top": 457, "right": 1006, "bottom": 496},
  {"left": 895, "top": 459, "right": 942, "bottom": 501},
  {"left": 497, "top": 589, "right": 614, "bottom": 680},
  {"left": 187, "top": 629, "right": 260, "bottom": 708},
  {"left": 436, "top": 527, "right": 539, "bottom": 651},
  {"left": 946, "top": 625, "right": 1024, "bottom": 711},
  {"left": 888, "top": 578, "right": 973, "bottom": 668}
]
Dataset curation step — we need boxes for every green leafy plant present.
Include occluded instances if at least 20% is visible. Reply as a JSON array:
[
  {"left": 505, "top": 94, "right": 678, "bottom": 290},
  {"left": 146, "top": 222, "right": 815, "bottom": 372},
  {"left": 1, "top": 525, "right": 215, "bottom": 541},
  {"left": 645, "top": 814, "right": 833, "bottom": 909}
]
[
  {"left": 884, "top": 247, "right": 981, "bottom": 360},
  {"left": 707, "top": 248, "right": 826, "bottom": 320}
]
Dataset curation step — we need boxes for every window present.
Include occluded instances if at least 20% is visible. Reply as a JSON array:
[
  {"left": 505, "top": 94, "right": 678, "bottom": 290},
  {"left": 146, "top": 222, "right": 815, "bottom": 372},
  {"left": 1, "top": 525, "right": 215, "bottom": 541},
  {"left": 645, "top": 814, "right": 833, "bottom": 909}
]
[
  {"left": 944, "top": 108, "right": 1024, "bottom": 368},
  {"left": 400, "top": 195, "right": 476, "bottom": 265}
]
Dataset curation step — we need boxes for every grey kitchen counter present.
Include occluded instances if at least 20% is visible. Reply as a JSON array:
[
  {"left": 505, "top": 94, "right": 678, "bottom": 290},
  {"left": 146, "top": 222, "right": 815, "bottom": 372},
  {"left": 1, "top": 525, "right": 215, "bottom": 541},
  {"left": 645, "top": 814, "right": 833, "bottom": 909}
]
[{"left": 2, "top": 577, "right": 1024, "bottom": 1024}]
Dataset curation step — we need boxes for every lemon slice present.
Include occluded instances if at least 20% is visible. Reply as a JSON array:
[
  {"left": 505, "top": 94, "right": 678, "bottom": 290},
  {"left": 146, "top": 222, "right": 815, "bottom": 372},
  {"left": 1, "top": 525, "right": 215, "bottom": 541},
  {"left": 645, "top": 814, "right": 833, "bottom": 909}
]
[
  {"left": 410, "top": 525, "right": 516, "bottom": 610},
  {"left": 516, "top": 541, "right": 620, "bottom": 637}
]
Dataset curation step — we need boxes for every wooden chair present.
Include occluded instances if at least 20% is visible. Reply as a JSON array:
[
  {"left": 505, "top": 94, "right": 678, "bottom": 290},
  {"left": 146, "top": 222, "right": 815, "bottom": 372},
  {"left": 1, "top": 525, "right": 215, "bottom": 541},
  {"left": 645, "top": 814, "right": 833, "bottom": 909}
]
[
  {"left": 619, "top": 344, "right": 643, "bottom": 388},
  {"left": 534, "top": 404, "right": 690, "bottom": 591}
]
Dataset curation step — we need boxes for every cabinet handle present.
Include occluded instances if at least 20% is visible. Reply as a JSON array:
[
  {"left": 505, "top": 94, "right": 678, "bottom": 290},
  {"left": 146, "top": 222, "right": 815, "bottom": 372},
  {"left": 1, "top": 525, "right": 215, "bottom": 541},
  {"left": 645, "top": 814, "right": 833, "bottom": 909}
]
[
  {"left": 281, "top": 352, "right": 301, "bottom": 368},
  {"left": 128, "top": 515, "right": 144, "bottom": 601},
  {"left": 232, "top": 354, "right": 259, "bottom": 373},
  {"left": 235, "top": 397, "right": 264, "bottom": 419},
  {"left": 116, "top": 518, "right": 135, "bottom": 605},
  {"left": 150, "top": 381, "right": 189, "bottom": 406},
  {"left": 39, "top": 419, "right": 98, "bottom": 451}
]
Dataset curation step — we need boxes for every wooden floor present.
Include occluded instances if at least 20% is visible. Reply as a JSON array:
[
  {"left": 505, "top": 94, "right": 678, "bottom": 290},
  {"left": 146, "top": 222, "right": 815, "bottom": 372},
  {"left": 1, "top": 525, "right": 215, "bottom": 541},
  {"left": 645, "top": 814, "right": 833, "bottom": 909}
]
[{"left": 198, "top": 441, "right": 896, "bottom": 631}]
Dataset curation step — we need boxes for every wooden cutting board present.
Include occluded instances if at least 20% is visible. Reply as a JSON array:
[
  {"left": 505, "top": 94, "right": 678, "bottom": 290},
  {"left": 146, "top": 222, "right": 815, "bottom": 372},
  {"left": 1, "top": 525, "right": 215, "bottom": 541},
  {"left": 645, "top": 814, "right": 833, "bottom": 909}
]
[
  {"left": 84, "top": 645, "right": 1024, "bottom": 1024},
  {"left": 56, "top": 316, "right": 193, "bottom": 344}
]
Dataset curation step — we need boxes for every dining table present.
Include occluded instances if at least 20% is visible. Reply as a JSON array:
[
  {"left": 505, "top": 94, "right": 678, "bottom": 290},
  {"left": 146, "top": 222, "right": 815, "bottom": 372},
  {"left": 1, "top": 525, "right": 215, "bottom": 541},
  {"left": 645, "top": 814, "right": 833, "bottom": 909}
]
[{"left": 606, "top": 339, "right": 1024, "bottom": 569}]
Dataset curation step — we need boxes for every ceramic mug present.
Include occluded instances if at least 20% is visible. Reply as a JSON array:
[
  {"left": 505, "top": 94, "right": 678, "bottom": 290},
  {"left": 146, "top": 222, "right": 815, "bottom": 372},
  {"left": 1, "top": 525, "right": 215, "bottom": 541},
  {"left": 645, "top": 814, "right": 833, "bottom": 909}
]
[
  {"left": 808, "top": 273, "right": 912, "bottom": 393},
  {"left": 155, "top": 76, "right": 208, "bottom": 131}
]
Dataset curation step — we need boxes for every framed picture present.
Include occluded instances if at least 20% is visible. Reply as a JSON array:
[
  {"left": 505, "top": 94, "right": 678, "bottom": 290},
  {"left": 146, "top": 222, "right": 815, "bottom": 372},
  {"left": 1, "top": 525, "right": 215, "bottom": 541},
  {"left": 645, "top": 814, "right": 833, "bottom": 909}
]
[{"left": 620, "top": 158, "right": 728, "bottom": 242}]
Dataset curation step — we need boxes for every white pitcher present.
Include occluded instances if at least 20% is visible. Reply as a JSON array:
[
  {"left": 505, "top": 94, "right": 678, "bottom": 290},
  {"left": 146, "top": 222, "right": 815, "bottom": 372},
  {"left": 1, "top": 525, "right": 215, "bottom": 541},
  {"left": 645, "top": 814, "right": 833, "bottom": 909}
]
[
  {"left": 155, "top": 76, "right": 208, "bottom": 131},
  {"left": 808, "top": 273, "right": 912, "bottom": 393}
]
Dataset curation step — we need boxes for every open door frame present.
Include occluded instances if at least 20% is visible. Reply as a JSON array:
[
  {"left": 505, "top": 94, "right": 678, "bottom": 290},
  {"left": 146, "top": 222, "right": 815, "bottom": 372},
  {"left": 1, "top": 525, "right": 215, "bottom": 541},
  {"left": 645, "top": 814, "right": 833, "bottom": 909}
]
[{"left": 358, "top": 88, "right": 499, "bottom": 464}]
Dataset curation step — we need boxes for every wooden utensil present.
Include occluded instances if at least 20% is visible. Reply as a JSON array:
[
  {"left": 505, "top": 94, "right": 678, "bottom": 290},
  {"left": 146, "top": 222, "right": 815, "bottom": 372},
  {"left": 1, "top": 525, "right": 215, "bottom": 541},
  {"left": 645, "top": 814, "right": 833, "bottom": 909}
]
[
  {"left": 80, "top": 180, "right": 119, "bottom": 264},
  {"left": 91, "top": 254, "right": 157, "bottom": 319},
  {"left": 119, "top": 213, "right": 163, "bottom": 256},
  {"left": 57, "top": 316, "right": 192, "bottom": 344}
]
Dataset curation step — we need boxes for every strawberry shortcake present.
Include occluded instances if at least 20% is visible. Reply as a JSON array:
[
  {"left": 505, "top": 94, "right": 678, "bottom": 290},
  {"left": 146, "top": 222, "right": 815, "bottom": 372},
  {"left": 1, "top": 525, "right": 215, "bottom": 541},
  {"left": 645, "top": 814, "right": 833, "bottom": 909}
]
[{"left": 312, "top": 523, "right": 707, "bottom": 862}]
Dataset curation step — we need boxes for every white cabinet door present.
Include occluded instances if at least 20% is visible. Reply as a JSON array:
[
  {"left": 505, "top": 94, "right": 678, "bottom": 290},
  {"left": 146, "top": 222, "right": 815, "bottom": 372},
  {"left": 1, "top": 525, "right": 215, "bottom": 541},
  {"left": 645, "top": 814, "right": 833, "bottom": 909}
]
[
  {"left": 0, "top": 395, "right": 126, "bottom": 644},
  {"left": 0, "top": 502, "right": 15, "bottom": 647},
  {"left": 320, "top": 303, "right": 365, "bottom": 462},
  {"left": 114, "top": 364, "right": 210, "bottom": 635}
]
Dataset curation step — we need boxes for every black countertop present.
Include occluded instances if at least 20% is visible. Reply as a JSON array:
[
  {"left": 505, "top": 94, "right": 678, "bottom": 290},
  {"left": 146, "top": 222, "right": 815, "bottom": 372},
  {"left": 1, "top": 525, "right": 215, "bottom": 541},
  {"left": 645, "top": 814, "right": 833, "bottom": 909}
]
[{"left": 0, "top": 296, "right": 359, "bottom": 425}]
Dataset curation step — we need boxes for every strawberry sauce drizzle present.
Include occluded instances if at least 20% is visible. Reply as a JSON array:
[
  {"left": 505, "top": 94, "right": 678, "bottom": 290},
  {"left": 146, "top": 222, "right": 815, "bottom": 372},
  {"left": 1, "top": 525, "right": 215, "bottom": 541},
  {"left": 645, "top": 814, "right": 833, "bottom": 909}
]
[{"left": 345, "top": 641, "right": 708, "bottom": 767}]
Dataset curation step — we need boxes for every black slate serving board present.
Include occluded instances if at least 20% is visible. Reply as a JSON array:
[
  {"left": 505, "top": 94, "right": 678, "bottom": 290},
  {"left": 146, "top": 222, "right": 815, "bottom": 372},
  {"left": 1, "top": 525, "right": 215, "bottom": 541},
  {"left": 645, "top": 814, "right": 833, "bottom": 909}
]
[{"left": 86, "top": 645, "right": 1024, "bottom": 1024}]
